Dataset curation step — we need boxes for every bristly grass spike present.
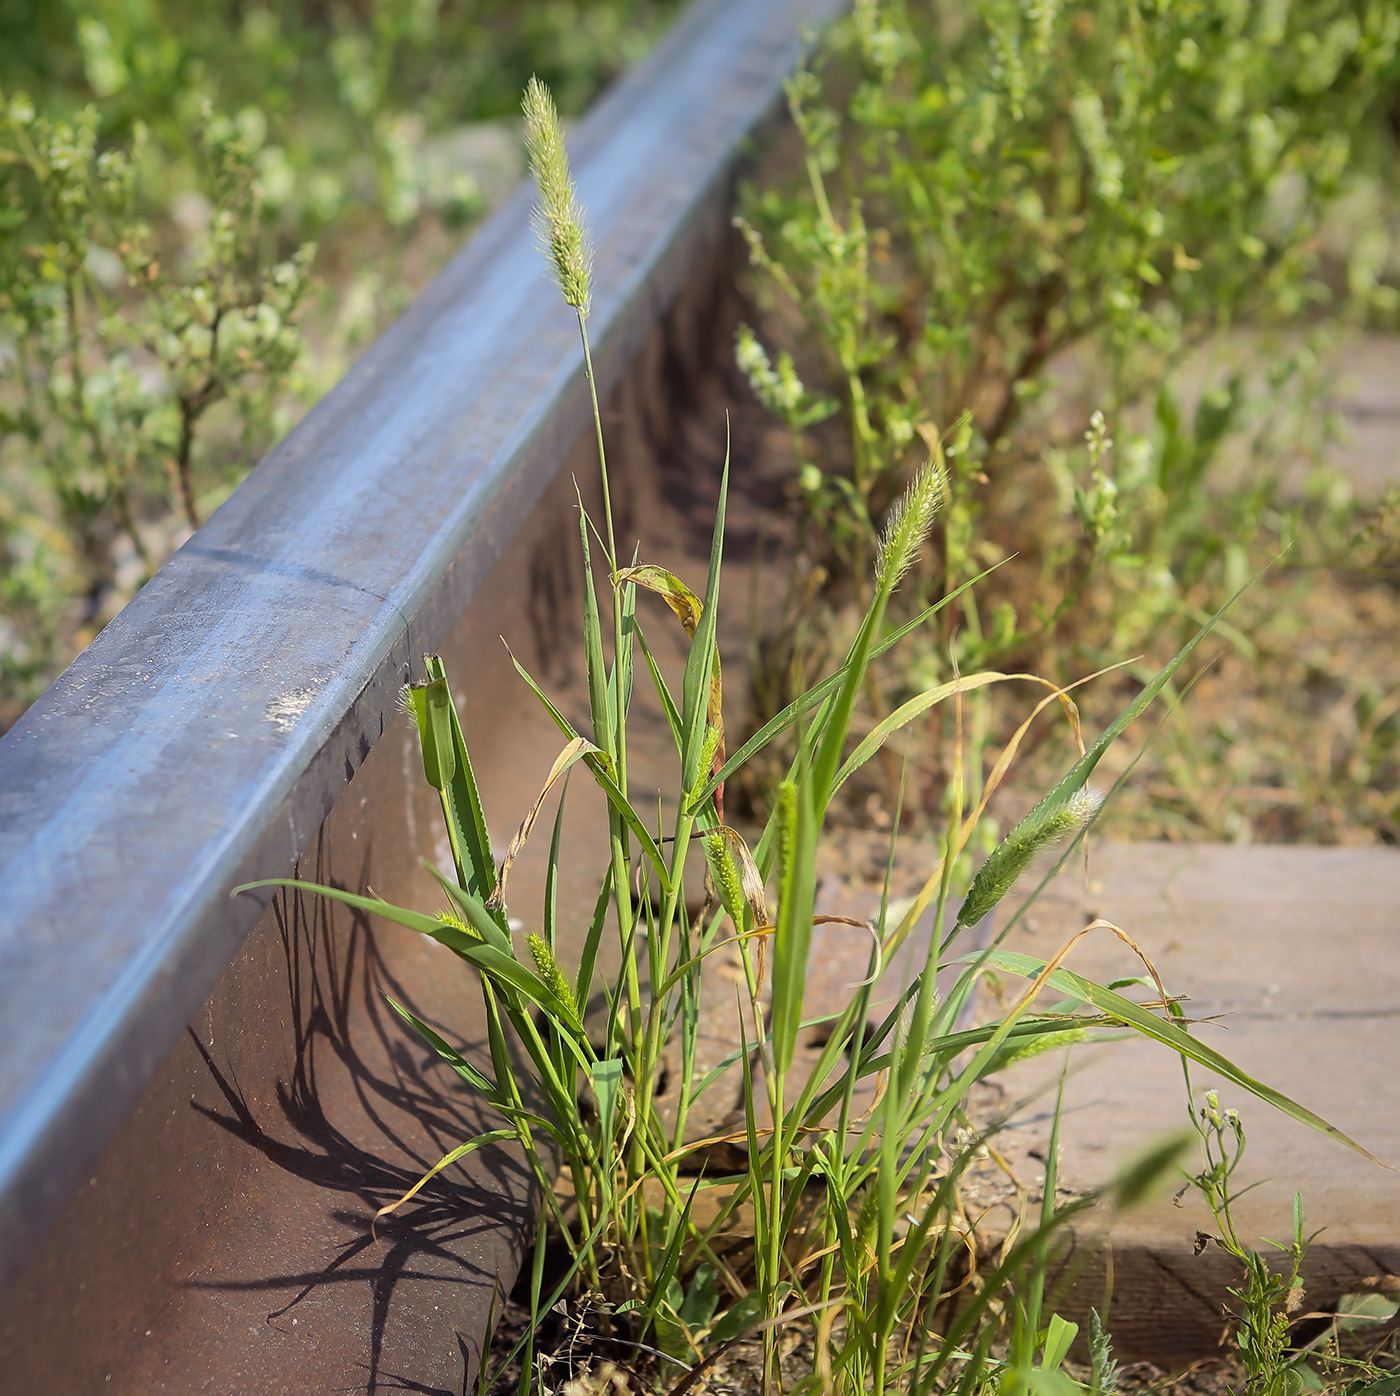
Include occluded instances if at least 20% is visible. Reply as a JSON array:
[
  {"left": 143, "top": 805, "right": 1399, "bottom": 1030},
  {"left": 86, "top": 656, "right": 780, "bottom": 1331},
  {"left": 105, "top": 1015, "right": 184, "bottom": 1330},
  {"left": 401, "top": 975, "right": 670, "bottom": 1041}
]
[{"left": 522, "top": 75, "right": 592, "bottom": 313}]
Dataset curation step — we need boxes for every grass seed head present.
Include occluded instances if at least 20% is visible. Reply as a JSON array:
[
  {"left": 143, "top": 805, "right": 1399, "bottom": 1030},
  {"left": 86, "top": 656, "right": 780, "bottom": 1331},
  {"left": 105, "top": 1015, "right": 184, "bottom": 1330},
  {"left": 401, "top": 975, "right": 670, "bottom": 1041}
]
[
  {"left": 876, "top": 455, "right": 945, "bottom": 593},
  {"left": 702, "top": 828, "right": 746, "bottom": 929},
  {"left": 956, "top": 786, "right": 1103, "bottom": 928},
  {"left": 775, "top": 779, "right": 798, "bottom": 890},
  {"left": 522, "top": 76, "right": 592, "bottom": 311},
  {"left": 996, "top": 1025, "right": 1089, "bottom": 1068},
  {"left": 698, "top": 720, "right": 723, "bottom": 783},
  {"left": 528, "top": 933, "right": 577, "bottom": 1019},
  {"left": 436, "top": 907, "right": 482, "bottom": 941}
]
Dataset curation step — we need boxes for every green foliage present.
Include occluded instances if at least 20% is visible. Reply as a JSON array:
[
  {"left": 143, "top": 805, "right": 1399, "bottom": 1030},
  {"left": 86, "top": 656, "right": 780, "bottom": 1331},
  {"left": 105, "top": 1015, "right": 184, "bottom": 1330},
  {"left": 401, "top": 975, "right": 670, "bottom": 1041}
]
[
  {"left": 0, "top": 0, "right": 683, "bottom": 724},
  {"left": 0, "top": 89, "right": 313, "bottom": 707},
  {"left": 1188, "top": 1093, "right": 1400, "bottom": 1396},
  {"left": 0, "top": 0, "right": 682, "bottom": 241},
  {"left": 734, "top": 0, "right": 1400, "bottom": 842},
  {"left": 742, "top": 0, "right": 1400, "bottom": 551}
]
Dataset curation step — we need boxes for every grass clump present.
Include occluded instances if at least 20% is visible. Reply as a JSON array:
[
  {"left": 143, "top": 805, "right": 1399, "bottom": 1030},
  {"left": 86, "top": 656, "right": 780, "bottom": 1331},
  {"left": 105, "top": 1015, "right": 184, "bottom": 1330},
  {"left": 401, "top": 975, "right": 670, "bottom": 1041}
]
[{"left": 240, "top": 79, "right": 1382, "bottom": 1395}]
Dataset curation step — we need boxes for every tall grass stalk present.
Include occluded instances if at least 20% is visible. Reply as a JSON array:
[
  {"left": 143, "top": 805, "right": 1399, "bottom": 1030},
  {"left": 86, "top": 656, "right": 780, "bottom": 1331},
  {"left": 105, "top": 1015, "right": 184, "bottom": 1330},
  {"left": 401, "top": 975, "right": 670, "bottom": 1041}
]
[{"left": 239, "top": 80, "right": 1377, "bottom": 1396}]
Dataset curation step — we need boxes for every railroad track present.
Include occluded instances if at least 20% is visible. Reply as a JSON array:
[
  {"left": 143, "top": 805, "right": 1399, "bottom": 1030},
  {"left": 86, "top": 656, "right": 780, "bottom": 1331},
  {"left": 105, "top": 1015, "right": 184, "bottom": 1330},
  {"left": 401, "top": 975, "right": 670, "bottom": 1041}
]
[{"left": 0, "top": 0, "right": 842, "bottom": 1387}]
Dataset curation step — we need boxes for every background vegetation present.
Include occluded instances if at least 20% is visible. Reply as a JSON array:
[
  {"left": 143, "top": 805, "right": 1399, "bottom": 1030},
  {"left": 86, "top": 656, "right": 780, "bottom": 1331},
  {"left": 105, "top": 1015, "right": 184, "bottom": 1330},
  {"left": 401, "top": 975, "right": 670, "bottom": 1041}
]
[
  {"left": 736, "top": 0, "right": 1400, "bottom": 846},
  {"left": 0, "top": 0, "right": 680, "bottom": 724}
]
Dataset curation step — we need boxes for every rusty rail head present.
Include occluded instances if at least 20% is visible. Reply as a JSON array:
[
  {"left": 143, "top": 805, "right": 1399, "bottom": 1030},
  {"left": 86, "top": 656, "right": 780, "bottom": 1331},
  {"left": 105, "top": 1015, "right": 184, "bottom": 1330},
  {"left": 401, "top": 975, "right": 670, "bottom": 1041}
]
[{"left": 0, "top": 0, "right": 844, "bottom": 1294}]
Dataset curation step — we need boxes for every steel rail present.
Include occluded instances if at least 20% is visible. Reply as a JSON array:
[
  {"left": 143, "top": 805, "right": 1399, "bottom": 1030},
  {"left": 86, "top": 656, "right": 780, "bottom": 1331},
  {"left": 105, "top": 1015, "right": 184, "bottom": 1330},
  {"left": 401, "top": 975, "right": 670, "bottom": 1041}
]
[{"left": 0, "top": 0, "right": 842, "bottom": 1386}]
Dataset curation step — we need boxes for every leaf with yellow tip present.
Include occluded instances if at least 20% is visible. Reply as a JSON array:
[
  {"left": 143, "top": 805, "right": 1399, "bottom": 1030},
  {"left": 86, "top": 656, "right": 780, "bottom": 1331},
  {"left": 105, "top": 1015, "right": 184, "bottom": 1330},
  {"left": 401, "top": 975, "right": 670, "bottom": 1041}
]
[{"left": 616, "top": 561, "right": 726, "bottom": 812}]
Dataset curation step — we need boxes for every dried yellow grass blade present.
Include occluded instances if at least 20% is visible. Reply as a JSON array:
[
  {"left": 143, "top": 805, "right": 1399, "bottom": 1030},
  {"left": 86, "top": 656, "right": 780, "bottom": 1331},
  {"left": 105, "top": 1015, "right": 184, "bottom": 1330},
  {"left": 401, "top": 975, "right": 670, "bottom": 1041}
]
[
  {"left": 886, "top": 661, "right": 1132, "bottom": 957},
  {"left": 486, "top": 735, "right": 599, "bottom": 913}
]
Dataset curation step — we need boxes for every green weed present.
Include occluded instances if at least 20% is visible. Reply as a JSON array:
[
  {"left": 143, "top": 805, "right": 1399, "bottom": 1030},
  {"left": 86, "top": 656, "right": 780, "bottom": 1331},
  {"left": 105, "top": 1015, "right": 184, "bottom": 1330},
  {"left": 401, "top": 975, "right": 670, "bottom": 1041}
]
[
  {"left": 238, "top": 79, "right": 1381, "bottom": 1394},
  {"left": 0, "top": 0, "right": 683, "bottom": 244},
  {"left": 0, "top": 2, "right": 686, "bottom": 725},
  {"left": 1188, "top": 1092, "right": 1400, "bottom": 1396}
]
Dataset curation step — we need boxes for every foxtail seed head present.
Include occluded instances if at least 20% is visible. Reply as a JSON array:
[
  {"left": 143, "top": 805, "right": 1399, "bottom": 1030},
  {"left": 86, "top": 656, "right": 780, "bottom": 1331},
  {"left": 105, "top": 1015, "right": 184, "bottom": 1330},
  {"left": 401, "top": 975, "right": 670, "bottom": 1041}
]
[
  {"left": 956, "top": 786, "right": 1103, "bottom": 928},
  {"left": 774, "top": 780, "right": 798, "bottom": 891},
  {"left": 703, "top": 828, "right": 746, "bottom": 929},
  {"left": 852, "top": 1178, "right": 880, "bottom": 1263},
  {"left": 698, "top": 720, "right": 723, "bottom": 781},
  {"left": 703, "top": 825, "right": 768, "bottom": 928},
  {"left": 522, "top": 77, "right": 592, "bottom": 311},
  {"left": 876, "top": 456, "right": 945, "bottom": 593},
  {"left": 527, "top": 934, "right": 577, "bottom": 1019},
  {"left": 436, "top": 908, "right": 482, "bottom": 941},
  {"left": 996, "top": 1026, "right": 1089, "bottom": 1069}
]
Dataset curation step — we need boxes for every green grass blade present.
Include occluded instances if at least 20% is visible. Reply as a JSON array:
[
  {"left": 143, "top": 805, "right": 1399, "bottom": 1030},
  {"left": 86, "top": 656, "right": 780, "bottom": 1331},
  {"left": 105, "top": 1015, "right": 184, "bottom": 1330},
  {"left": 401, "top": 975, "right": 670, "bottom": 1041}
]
[
  {"left": 386, "top": 994, "right": 572, "bottom": 1148},
  {"left": 573, "top": 861, "right": 614, "bottom": 1011},
  {"left": 590, "top": 1057, "right": 624, "bottom": 1150},
  {"left": 875, "top": 1011, "right": 902, "bottom": 1312},
  {"left": 613, "top": 555, "right": 638, "bottom": 734},
  {"left": 587, "top": 755, "right": 671, "bottom": 890},
  {"left": 577, "top": 506, "right": 615, "bottom": 759},
  {"left": 770, "top": 771, "right": 818, "bottom": 1076},
  {"left": 738, "top": 1008, "right": 768, "bottom": 1242},
  {"left": 451, "top": 937, "right": 582, "bottom": 1033},
  {"left": 965, "top": 948, "right": 1382, "bottom": 1161},
  {"left": 798, "top": 1014, "right": 1095, "bottom": 1126},
  {"left": 615, "top": 564, "right": 722, "bottom": 780},
  {"left": 519, "top": 1211, "right": 547, "bottom": 1396},
  {"left": 680, "top": 436, "right": 728, "bottom": 792},
  {"left": 691, "top": 567, "right": 998, "bottom": 810},
  {"left": 543, "top": 777, "right": 568, "bottom": 954},
  {"left": 637, "top": 1175, "right": 703, "bottom": 1342},
  {"left": 413, "top": 869, "right": 586, "bottom": 1037},
  {"left": 379, "top": 1128, "right": 519, "bottom": 1223},
  {"left": 402, "top": 672, "right": 456, "bottom": 792},
  {"left": 422, "top": 863, "right": 513, "bottom": 951},
  {"left": 235, "top": 876, "right": 449, "bottom": 941},
  {"left": 811, "top": 597, "right": 884, "bottom": 812},
  {"left": 636, "top": 621, "right": 684, "bottom": 757},
  {"left": 424, "top": 656, "right": 499, "bottom": 906},
  {"left": 832, "top": 671, "right": 1011, "bottom": 794},
  {"left": 385, "top": 993, "right": 509, "bottom": 1108}
]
